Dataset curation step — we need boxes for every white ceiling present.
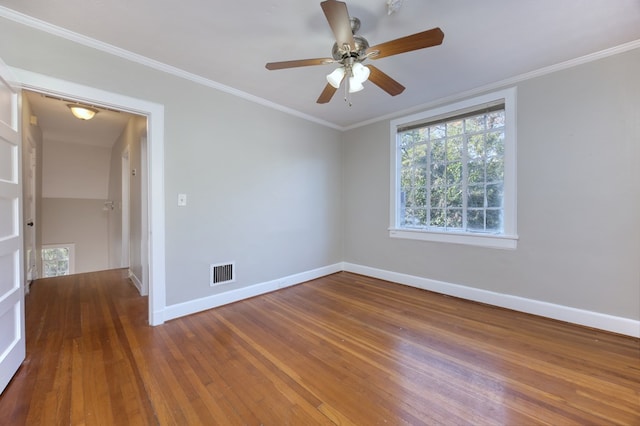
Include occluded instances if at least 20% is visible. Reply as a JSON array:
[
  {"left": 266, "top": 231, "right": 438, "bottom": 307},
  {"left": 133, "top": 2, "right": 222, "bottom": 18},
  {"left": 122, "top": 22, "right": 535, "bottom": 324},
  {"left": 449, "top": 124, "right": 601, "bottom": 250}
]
[{"left": 4, "top": 0, "right": 640, "bottom": 130}]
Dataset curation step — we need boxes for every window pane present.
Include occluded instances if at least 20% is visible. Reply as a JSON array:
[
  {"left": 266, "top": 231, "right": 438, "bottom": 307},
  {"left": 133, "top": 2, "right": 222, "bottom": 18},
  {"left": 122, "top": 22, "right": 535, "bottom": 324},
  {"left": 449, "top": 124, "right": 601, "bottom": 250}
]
[
  {"left": 430, "top": 209, "right": 445, "bottom": 227},
  {"left": 431, "top": 163, "right": 445, "bottom": 186},
  {"left": 486, "top": 183, "right": 503, "bottom": 208},
  {"left": 430, "top": 124, "right": 446, "bottom": 139},
  {"left": 57, "top": 260, "right": 69, "bottom": 274},
  {"left": 468, "top": 134, "right": 485, "bottom": 159},
  {"left": 487, "top": 111, "right": 505, "bottom": 129},
  {"left": 468, "top": 209, "right": 485, "bottom": 231},
  {"left": 400, "top": 129, "right": 425, "bottom": 148},
  {"left": 468, "top": 161, "right": 485, "bottom": 184},
  {"left": 465, "top": 115, "right": 485, "bottom": 133},
  {"left": 447, "top": 137, "right": 463, "bottom": 161},
  {"left": 414, "top": 143, "right": 427, "bottom": 167},
  {"left": 402, "top": 142, "right": 427, "bottom": 166},
  {"left": 468, "top": 185, "right": 485, "bottom": 208},
  {"left": 447, "top": 185, "right": 463, "bottom": 207},
  {"left": 486, "top": 209, "right": 502, "bottom": 231},
  {"left": 446, "top": 209, "right": 463, "bottom": 229},
  {"left": 486, "top": 157, "right": 504, "bottom": 182},
  {"left": 447, "top": 120, "right": 463, "bottom": 136},
  {"left": 431, "top": 139, "right": 445, "bottom": 163},
  {"left": 403, "top": 191, "right": 414, "bottom": 208},
  {"left": 415, "top": 187, "right": 426, "bottom": 206},
  {"left": 431, "top": 187, "right": 444, "bottom": 208},
  {"left": 416, "top": 208, "right": 427, "bottom": 226},
  {"left": 403, "top": 208, "right": 428, "bottom": 227},
  {"left": 417, "top": 167, "right": 427, "bottom": 186},
  {"left": 486, "top": 131, "right": 505, "bottom": 157},
  {"left": 400, "top": 168, "right": 412, "bottom": 191},
  {"left": 44, "top": 262, "right": 55, "bottom": 276},
  {"left": 401, "top": 208, "right": 415, "bottom": 227},
  {"left": 401, "top": 146, "right": 412, "bottom": 164},
  {"left": 446, "top": 162, "right": 462, "bottom": 185}
]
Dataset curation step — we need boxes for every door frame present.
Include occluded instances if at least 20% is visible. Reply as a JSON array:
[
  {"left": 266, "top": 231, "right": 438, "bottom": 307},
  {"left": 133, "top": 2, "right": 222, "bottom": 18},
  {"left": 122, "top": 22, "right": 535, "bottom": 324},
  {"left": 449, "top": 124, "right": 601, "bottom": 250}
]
[
  {"left": 24, "top": 134, "right": 37, "bottom": 289},
  {"left": 121, "top": 146, "right": 130, "bottom": 269},
  {"left": 14, "top": 68, "right": 166, "bottom": 325},
  {"left": 139, "top": 136, "right": 149, "bottom": 296}
]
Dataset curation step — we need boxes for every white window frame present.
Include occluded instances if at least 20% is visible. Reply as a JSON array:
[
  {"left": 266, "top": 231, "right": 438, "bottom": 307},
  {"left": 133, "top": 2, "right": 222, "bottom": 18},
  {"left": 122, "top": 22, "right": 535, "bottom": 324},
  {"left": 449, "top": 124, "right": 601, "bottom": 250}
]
[
  {"left": 41, "top": 243, "right": 76, "bottom": 277},
  {"left": 389, "top": 88, "right": 518, "bottom": 249}
]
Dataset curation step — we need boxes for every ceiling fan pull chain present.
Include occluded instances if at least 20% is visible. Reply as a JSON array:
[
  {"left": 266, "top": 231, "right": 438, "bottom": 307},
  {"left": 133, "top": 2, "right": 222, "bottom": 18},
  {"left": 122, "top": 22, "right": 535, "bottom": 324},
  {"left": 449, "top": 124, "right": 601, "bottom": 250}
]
[{"left": 344, "top": 73, "right": 352, "bottom": 107}]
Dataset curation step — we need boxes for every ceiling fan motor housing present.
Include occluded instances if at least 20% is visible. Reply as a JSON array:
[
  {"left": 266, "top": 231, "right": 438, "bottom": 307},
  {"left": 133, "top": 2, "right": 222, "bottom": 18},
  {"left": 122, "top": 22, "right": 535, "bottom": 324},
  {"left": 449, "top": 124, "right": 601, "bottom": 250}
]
[{"left": 332, "top": 34, "right": 370, "bottom": 61}]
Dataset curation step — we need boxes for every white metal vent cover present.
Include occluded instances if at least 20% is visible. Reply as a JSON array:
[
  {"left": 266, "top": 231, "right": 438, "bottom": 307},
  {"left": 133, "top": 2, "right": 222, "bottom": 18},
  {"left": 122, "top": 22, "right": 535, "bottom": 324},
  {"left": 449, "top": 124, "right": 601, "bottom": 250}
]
[{"left": 210, "top": 262, "right": 235, "bottom": 286}]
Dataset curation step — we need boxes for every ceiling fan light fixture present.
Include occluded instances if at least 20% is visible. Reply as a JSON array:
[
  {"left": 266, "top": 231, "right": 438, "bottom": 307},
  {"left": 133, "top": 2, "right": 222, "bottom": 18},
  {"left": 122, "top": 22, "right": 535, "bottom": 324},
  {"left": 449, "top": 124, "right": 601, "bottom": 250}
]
[
  {"left": 351, "top": 62, "right": 370, "bottom": 84},
  {"left": 67, "top": 104, "right": 99, "bottom": 120},
  {"left": 326, "top": 67, "right": 346, "bottom": 88},
  {"left": 348, "top": 77, "right": 364, "bottom": 93}
]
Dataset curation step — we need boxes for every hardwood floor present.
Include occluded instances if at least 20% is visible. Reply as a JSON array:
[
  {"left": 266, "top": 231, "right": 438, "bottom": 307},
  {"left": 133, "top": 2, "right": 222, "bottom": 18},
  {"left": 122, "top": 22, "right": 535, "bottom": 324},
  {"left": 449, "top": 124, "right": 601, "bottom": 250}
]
[{"left": 1, "top": 269, "right": 638, "bottom": 425}]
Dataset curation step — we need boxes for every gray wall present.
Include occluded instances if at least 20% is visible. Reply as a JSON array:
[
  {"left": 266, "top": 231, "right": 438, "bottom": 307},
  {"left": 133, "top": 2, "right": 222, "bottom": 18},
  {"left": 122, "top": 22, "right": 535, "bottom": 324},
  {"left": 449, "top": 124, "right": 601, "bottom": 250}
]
[
  {"left": 41, "top": 198, "right": 109, "bottom": 273},
  {"left": 40, "top": 137, "right": 112, "bottom": 274},
  {"left": 0, "top": 17, "right": 344, "bottom": 306},
  {"left": 2, "top": 17, "right": 637, "bottom": 321},
  {"left": 342, "top": 48, "right": 640, "bottom": 320}
]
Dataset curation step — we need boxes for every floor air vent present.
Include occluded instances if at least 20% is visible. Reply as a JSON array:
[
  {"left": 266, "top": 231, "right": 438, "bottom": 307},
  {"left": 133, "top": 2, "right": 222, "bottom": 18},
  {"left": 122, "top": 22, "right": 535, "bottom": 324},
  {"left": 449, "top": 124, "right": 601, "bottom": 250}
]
[{"left": 210, "top": 262, "right": 235, "bottom": 286}]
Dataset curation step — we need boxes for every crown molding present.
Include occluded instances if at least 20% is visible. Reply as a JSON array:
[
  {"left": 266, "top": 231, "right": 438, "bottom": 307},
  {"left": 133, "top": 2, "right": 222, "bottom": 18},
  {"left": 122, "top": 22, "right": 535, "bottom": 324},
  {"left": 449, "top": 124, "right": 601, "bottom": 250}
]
[
  {"left": 2, "top": 5, "right": 638, "bottom": 133},
  {"left": 0, "top": 6, "right": 342, "bottom": 131},
  {"left": 345, "top": 39, "right": 640, "bottom": 131}
]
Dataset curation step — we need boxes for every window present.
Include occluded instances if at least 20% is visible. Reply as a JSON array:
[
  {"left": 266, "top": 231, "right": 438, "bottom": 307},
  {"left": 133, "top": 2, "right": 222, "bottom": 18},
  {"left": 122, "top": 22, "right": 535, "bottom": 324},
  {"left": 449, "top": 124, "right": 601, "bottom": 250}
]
[
  {"left": 390, "top": 88, "right": 517, "bottom": 249},
  {"left": 41, "top": 244, "right": 75, "bottom": 277}
]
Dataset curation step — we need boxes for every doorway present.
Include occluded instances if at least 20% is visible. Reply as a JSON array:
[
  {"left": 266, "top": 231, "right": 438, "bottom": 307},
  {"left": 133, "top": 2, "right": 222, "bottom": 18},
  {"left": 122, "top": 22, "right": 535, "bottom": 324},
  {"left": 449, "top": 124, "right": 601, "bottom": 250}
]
[{"left": 17, "top": 70, "right": 166, "bottom": 325}]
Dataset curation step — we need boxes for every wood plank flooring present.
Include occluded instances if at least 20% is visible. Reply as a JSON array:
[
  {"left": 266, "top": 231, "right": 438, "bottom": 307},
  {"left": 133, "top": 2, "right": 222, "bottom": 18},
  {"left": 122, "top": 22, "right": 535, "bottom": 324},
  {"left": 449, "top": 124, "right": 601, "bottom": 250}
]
[{"left": 0, "top": 269, "right": 638, "bottom": 425}]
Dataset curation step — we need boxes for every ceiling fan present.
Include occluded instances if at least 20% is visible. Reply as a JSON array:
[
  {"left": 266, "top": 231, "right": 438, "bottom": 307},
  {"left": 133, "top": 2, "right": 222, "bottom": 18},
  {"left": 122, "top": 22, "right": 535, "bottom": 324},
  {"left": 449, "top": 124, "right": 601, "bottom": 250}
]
[{"left": 265, "top": 0, "right": 444, "bottom": 104}]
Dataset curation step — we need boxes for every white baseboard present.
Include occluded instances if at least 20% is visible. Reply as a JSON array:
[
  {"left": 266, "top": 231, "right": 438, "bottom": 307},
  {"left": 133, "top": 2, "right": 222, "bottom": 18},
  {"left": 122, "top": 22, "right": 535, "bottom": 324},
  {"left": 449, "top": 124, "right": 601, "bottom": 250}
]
[
  {"left": 163, "top": 263, "right": 343, "bottom": 322},
  {"left": 159, "top": 261, "right": 639, "bottom": 337},
  {"left": 129, "top": 269, "right": 143, "bottom": 294},
  {"left": 342, "top": 262, "right": 640, "bottom": 338}
]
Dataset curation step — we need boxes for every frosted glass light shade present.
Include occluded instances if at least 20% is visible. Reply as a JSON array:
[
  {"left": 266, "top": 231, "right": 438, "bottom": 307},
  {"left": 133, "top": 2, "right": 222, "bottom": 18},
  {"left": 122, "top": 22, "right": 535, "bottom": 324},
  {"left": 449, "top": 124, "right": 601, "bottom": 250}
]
[
  {"left": 348, "top": 77, "right": 364, "bottom": 93},
  {"left": 326, "top": 67, "right": 346, "bottom": 88},
  {"left": 351, "top": 62, "right": 370, "bottom": 83},
  {"left": 67, "top": 104, "right": 98, "bottom": 120}
]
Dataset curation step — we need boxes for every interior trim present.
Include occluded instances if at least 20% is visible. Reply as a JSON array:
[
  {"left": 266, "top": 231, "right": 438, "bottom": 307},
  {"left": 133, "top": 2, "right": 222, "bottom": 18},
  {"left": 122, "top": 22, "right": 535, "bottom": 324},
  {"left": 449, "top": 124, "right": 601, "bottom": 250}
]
[
  {"left": 163, "top": 263, "right": 343, "bottom": 322},
  {"left": 0, "top": 6, "right": 341, "bottom": 131},
  {"left": 13, "top": 67, "right": 167, "bottom": 326},
  {"left": 1, "top": 5, "right": 639, "bottom": 132},
  {"left": 162, "top": 260, "right": 639, "bottom": 337},
  {"left": 342, "top": 262, "right": 640, "bottom": 338}
]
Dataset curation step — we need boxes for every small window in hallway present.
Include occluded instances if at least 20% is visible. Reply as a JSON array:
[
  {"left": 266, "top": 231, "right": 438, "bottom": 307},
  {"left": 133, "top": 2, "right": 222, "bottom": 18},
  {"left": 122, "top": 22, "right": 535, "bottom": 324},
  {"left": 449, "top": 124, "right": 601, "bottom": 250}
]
[{"left": 42, "top": 244, "right": 75, "bottom": 277}]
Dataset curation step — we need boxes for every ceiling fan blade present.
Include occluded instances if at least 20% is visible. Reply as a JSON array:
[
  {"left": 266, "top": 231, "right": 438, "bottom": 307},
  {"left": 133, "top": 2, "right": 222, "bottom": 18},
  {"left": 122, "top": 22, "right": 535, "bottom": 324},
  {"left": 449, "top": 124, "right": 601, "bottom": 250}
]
[
  {"left": 367, "top": 65, "right": 405, "bottom": 96},
  {"left": 266, "top": 58, "right": 335, "bottom": 70},
  {"left": 317, "top": 83, "right": 338, "bottom": 104},
  {"left": 321, "top": 0, "right": 355, "bottom": 51},
  {"left": 367, "top": 27, "right": 444, "bottom": 60}
]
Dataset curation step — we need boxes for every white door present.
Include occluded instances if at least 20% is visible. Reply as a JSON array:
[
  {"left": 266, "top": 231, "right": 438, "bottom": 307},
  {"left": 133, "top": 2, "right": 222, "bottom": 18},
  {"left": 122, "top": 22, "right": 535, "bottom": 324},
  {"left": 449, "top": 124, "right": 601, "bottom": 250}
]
[{"left": 0, "top": 59, "right": 25, "bottom": 393}]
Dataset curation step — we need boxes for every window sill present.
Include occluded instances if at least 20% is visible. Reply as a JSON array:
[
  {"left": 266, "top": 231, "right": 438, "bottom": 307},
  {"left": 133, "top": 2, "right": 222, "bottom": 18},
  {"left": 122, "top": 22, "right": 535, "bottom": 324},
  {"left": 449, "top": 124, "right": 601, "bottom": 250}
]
[{"left": 389, "top": 228, "right": 518, "bottom": 250}]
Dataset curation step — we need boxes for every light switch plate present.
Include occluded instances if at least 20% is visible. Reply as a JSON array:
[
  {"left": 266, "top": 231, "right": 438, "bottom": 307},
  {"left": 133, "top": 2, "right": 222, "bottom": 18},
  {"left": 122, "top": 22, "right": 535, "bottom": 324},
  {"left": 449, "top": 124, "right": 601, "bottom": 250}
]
[{"left": 177, "top": 193, "right": 187, "bottom": 206}]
